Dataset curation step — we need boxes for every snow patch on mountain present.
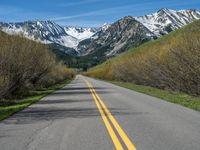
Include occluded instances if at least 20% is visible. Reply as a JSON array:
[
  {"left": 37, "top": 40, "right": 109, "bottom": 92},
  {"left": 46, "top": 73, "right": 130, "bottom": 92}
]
[
  {"left": 101, "top": 23, "right": 111, "bottom": 31},
  {"left": 64, "top": 27, "right": 97, "bottom": 41},
  {"left": 57, "top": 35, "right": 79, "bottom": 49}
]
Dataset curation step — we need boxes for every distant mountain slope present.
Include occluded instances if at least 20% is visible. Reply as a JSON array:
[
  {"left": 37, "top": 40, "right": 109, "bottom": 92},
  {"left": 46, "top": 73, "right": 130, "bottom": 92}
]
[
  {"left": 80, "top": 8, "right": 200, "bottom": 58},
  {"left": 0, "top": 21, "right": 71, "bottom": 44},
  {"left": 79, "top": 16, "right": 156, "bottom": 57},
  {"left": 135, "top": 8, "right": 200, "bottom": 36},
  {"left": 64, "top": 27, "right": 98, "bottom": 41},
  {"left": 0, "top": 21, "right": 97, "bottom": 55}
]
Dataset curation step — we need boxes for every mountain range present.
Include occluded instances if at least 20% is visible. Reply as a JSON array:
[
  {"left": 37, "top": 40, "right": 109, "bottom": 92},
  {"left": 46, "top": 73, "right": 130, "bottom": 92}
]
[{"left": 0, "top": 8, "right": 200, "bottom": 58}]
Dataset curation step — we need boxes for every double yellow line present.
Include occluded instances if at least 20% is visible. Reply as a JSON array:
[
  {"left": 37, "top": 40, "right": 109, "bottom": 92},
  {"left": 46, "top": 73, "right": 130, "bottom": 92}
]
[{"left": 85, "top": 79, "right": 137, "bottom": 150}]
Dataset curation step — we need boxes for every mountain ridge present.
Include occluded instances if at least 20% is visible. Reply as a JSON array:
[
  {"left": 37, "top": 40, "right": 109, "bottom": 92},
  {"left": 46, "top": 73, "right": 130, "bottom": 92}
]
[{"left": 0, "top": 8, "right": 199, "bottom": 58}]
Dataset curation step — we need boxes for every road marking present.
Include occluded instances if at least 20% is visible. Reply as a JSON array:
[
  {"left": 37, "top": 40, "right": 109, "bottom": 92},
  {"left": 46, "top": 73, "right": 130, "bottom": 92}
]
[
  {"left": 85, "top": 79, "right": 137, "bottom": 150},
  {"left": 85, "top": 80, "right": 124, "bottom": 150}
]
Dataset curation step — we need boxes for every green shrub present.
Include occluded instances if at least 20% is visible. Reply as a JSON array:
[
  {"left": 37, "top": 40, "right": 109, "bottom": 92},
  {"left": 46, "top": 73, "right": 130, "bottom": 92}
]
[{"left": 0, "top": 31, "right": 75, "bottom": 99}]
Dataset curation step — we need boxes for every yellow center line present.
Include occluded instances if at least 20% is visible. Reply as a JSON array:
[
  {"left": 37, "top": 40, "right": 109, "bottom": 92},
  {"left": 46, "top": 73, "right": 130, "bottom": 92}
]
[
  {"left": 85, "top": 79, "right": 137, "bottom": 150},
  {"left": 89, "top": 82, "right": 137, "bottom": 150},
  {"left": 85, "top": 81, "right": 124, "bottom": 150}
]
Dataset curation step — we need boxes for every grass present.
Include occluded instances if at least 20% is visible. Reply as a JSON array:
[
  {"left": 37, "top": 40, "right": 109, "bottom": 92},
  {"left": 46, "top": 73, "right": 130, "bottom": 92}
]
[
  {"left": 109, "top": 81, "right": 200, "bottom": 112},
  {"left": 0, "top": 79, "right": 72, "bottom": 121}
]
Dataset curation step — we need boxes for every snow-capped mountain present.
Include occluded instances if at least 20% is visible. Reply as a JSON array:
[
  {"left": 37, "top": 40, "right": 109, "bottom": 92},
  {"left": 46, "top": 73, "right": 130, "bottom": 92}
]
[
  {"left": 78, "top": 16, "right": 156, "bottom": 57},
  {"left": 79, "top": 8, "right": 200, "bottom": 58},
  {"left": 135, "top": 8, "right": 200, "bottom": 36},
  {"left": 0, "top": 20, "right": 98, "bottom": 54}
]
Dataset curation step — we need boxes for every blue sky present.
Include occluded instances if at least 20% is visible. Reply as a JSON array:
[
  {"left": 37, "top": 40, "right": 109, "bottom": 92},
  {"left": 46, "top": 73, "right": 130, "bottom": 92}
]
[{"left": 0, "top": 0, "right": 200, "bottom": 27}]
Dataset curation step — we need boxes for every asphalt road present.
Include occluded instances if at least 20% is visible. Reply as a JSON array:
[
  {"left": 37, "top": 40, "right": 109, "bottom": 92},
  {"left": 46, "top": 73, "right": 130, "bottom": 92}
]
[{"left": 0, "top": 75, "right": 200, "bottom": 150}]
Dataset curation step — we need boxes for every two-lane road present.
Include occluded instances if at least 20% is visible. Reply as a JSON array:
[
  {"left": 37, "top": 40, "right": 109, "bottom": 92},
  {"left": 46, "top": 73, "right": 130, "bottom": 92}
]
[{"left": 0, "top": 75, "right": 200, "bottom": 150}]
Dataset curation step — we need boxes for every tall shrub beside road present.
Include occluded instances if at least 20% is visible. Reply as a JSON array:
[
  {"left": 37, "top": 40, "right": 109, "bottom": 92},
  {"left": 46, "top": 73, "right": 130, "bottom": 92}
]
[{"left": 0, "top": 31, "right": 75, "bottom": 99}]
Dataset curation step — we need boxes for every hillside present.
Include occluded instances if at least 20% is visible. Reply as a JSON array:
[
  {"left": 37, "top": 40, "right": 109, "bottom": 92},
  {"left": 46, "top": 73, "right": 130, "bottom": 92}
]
[{"left": 85, "top": 20, "right": 200, "bottom": 96}]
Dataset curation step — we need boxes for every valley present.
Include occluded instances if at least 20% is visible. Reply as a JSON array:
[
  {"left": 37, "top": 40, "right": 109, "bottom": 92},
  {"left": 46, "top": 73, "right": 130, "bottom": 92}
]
[
  {"left": 1, "top": 5, "right": 200, "bottom": 150},
  {"left": 0, "top": 8, "right": 200, "bottom": 69}
]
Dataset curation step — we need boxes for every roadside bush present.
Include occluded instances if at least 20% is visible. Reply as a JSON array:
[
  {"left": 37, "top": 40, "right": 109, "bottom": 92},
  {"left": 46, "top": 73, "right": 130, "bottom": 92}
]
[
  {"left": 0, "top": 31, "right": 75, "bottom": 99},
  {"left": 38, "top": 62, "right": 75, "bottom": 88}
]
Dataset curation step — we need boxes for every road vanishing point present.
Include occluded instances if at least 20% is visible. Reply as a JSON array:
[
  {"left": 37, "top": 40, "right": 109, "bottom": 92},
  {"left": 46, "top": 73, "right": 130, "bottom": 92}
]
[{"left": 0, "top": 75, "right": 200, "bottom": 150}]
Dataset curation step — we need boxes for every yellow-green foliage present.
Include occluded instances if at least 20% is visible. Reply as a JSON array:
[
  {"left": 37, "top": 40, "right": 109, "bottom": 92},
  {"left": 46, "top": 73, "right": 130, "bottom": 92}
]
[
  {"left": 85, "top": 20, "right": 200, "bottom": 96},
  {"left": 38, "top": 64, "right": 75, "bottom": 87},
  {"left": 0, "top": 31, "right": 75, "bottom": 98}
]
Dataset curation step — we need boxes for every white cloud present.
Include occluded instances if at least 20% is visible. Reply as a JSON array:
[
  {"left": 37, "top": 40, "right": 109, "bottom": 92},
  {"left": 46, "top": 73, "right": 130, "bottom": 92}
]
[{"left": 57, "top": 0, "right": 101, "bottom": 7}]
